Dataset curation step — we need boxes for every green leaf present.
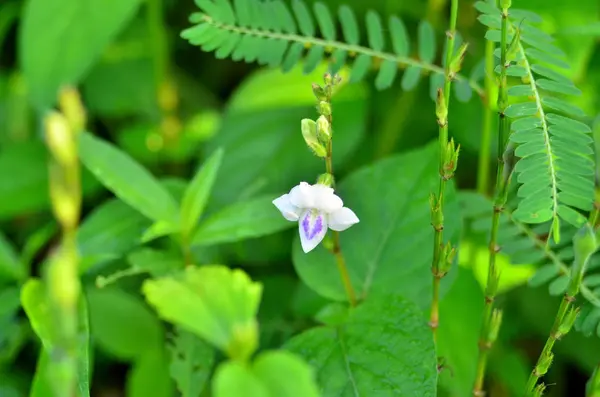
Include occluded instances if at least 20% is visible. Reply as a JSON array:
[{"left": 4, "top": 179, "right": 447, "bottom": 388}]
[
  {"left": 79, "top": 133, "right": 179, "bottom": 223},
  {"left": 528, "top": 264, "right": 561, "bottom": 287},
  {"left": 293, "top": 142, "right": 460, "bottom": 304},
  {"left": 127, "top": 347, "right": 173, "bottom": 397},
  {"left": 505, "top": 102, "right": 539, "bottom": 117},
  {"left": 401, "top": 66, "right": 421, "bottom": 91},
  {"left": 313, "top": 2, "right": 335, "bottom": 41},
  {"left": 205, "top": 65, "right": 367, "bottom": 206},
  {"left": 338, "top": 6, "right": 359, "bottom": 45},
  {"left": 19, "top": 0, "right": 142, "bottom": 108},
  {"left": 349, "top": 53, "right": 372, "bottom": 82},
  {"left": 192, "top": 195, "right": 292, "bottom": 246},
  {"left": 78, "top": 199, "right": 149, "bottom": 273},
  {"left": 418, "top": 20, "right": 436, "bottom": 63},
  {"left": 127, "top": 248, "right": 184, "bottom": 277},
  {"left": 365, "top": 10, "right": 384, "bottom": 51},
  {"left": 181, "top": 148, "right": 225, "bottom": 238},
  {"left": 291, "top": 0, "right": 314, "bottom": 37},
  {"left": 536, "top": 79, "right": 582, "bottom": 96},
  {"left": 87, "top": 287, "right": 163, "bottom": 361},
  {"left": 143, "top": 265, "right": 262, "bottom": 361},
  {"left": 21, "top": 279, "right": 55, "bottom": 348},
  {"left": 389, "top": 16, "right": 409, "bottom": 57},
  {"left": 526, "top": 49, "right": 570, "bottom": 69},
  {"left": 0, "top": 232, "right": 22, "bottom": 282},
  {"left": 213, "top": 351, "right": 319, "bottom": 397},
  {"left": 169, "top": 327, "right": 215, "bottom": 397},
  {"left": 541, "top": 97, "right": 586, "bottom": 118},
  {"left": 303, "top": 45, "right": 325, "bottom": 74},
  {"left": 286, "top": 293, "right": 437, "bottom": 395},
  {"left": 374, "top": 60, "right": 397, "bottom": 90}
]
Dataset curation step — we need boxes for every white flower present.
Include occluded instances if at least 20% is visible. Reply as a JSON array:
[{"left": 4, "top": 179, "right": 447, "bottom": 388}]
[{"left": 273, "top": 182, "right": 359, "bottom": 253}]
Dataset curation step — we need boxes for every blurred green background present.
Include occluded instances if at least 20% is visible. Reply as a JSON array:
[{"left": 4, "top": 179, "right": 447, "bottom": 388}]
[{"left": 1, "top": 0, "right": 599, "bottom": 396}]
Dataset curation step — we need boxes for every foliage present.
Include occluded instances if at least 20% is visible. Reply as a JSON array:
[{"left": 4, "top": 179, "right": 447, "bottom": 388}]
[{"left": 1, "top": 0, "right": 600, "bottom": 396}]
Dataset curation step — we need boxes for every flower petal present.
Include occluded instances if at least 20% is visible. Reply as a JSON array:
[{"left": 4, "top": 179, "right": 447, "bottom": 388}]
[
  {"left": 272, "top": 194, "right": 302, "bottom": 221},
  {"left": 328, "top": 207, "right": 359, "bottom": 231},
  {"left": 299, "top": 209, "right": 328, "bottom": 253},
  {"left": 312, "top": 184, "right": 343, "bottom": 213},
  {"left": 289, "top": 182, "right": 314, "bottom": 209}
]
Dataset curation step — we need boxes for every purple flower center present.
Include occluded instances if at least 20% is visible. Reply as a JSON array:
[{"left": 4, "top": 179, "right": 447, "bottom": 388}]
[{"left": 302, "top": 212, "right": 323, "bottom": 240}]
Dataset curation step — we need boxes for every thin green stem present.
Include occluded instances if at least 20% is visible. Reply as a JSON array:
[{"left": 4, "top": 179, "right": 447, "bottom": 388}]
[
  {"left": 147, "top": 0, "right": 169, "bottom": 91},
  {"left": 198, "top": 14, "right": 484, "bottom": 97},
  {"left": 476, "top": 38, "right": 495, "bottom": 195},
  {"left": 473, "top": 5, "right": 510, "bottom": 395},
  {"left": 429, "top": 0, "right": 459, "bottom": 343},
  {"left": 525, "top": 296, "right": 571, "bottom": 393},
  {"left": 324, "top": 94, "right": 357, "bottom": 307}
]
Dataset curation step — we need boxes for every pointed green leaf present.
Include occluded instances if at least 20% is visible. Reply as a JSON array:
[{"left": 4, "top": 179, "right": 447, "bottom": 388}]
[
  {"left": 366, "top": 10, "right": 384, "bottom": 51},
  {"left": 528, "top": 265, "right": 561, "bottom": 287},
  {"left": 418, "top": 20, "right": 436, "bottom": 63},
  {"left": 192, "top": 195, "right": 292, "bottom": 246},
  {"left": 548, "top": 275, "right": 570, "bottom": 295},
  {"left": 389, "top": 16, "right": 409, "bottom": 56},
  {"left": 505, "top": 102, "right": 538, "bottom": 118},
  {"left": 181, "top": 148, "right": 224, "bottom": 238},
  {"left": 281, "top": 42, "right": 304, "bottom": 73},
  {"left": 338, "top": 5, "right": 359, "bottom": 45},
  {"left": 349, "top": 53, "right": 371, "bottom": 82},
  {"left": 328, "top": 49, "right": 347, "bottom": 74},
  {"left": 272, "top": 0, "right": 297, "bottom": 34},
  {"left": 530, "top": 64, "right": 572, "bottom": 85},
  {"left": 508, "top": 85, "right": 534, "bottom": 97},
  {"left": 401, "top": 66, "right": 421, "bottom": 91},
  {"left": 526, "top": 48, "right": 570, "bottom": 69},
  {"left": 79, "top": 133, "right": 179, "bottom": 223},
  {"left": 233, "top": 0, "right": 251, "bottom": 27},
  {"left": 546, "top": 113, "right": 591, "bottom": 133},
  {"left": 313, "top": 2, "right": 335, "bottom": 40},
  {"left": 374, "top": 60, "right": 397, "bottom": 90},
  {"left": 542, "top": 97, "right": 586, "bottom": 118},
  {"left": 536, "top": 79, "right": 582, "bottom": 96},
  {"left": 291, "top": 0, "right": 314, "bottom": 37},
  {"left": 303, "top": 45, "right": 324, "bottom": 74}
]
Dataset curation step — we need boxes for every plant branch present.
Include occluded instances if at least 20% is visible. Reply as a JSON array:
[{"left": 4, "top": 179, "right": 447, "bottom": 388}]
[
  {"left": 428, "top": 0, "right": 460, "bottom": 343},
  {"left": 197, "top": 14, "right": 484, "bottom": 97},
  {"left": 476, "top": 38, "right": 495, "bottom": 195},
  {"left": 473, "top": 3, "right": 511, "bottom": 394}
]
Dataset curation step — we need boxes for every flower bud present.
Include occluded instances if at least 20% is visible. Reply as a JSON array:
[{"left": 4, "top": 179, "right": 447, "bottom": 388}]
[
  {"left": 59, "top": 86, "right": 86, "bottom": 135},
  {"left": 534, "top": 350, "right": 553, "bottom": 377},
  {"left": 557, "top": 306, "right": 579, "bottom": 337},
  {"left": 487, "top": 309, "right": 503, "bottom": 344},
  {"left": 448, "top": 43, "right": 469, "bottom": 79},
  {"left": 317, "top": 101, "right": 332, "bottom": 116},
  {"left": 312, "top": 83, "right": 327, "bottom": 101},
  {"left": 439, "top": 242, "right": 456, "bottom": 275},
  {"left": 443, "top": 139, "right": 460, "bottom": 179},
  {"left": 323, "top": 73, "right": 333, "bottom": 85},
  {"left": 49, "top": 164, "right": 80, "bottom": 230},
  {"left": 317, "top": 173, "right": 334, "bottom": 187},
  {"left": 435, "top": 88, "right": 447, "bottom": 127},
  {"left": 301, "top": 118, "right": 327, "bottom": 157},
  {"left": 316, "top": 115, "right": 331, "bottom": 142},
  {"left": 531, "top": 383, "right": 546, "bottom": 397},
  {"left": 499, "top": 0, "right": 511, "bottom": 10},
  {"left": 45, "top": 112, "right": 77, "bottom": 166}
]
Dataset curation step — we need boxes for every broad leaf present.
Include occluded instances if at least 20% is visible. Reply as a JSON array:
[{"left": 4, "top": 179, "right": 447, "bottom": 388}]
[
  {"left": 19, "top": 0, "right": 142, "bottom": 108},
  {"left": 293, "top": 142, "right": 461, "bottom": 304},
  {"left": 168, "top": 327, "right": 215, "bottom": 397},
  {"left": 181, "top": 148, "right": 224, "bottom": 238},
  {"left": 87, "top": 287, "right": 163, "bottom": 361},
  {"left": 143, "top": 265, "right": 262, "bottom": 361},
  {"left": 285, "top": 293, "right": 437, "bottom": 396},
  {"left": 213, "top": 351, "right": 319, "bottom": 397},
  {"left": 192, "top": 195, "right": 292, "bottom": 246},
  {"left": 79, "top": 133, "right": 179, "bottom": 223}
]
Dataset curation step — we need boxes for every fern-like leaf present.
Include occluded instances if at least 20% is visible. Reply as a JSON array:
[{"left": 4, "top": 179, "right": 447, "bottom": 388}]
[
  {"left": 460, "top": 191, "right": 600, "bottom": 338},
  {"left": 182, "top": 0, "right": 483, "bottom": 100},
  {"left": 476, "top": 2, "right": 595, "bottom": 232}
]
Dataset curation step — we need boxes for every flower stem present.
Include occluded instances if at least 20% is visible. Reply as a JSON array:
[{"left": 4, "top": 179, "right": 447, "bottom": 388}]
[
  {"left": 429, "top": 0, "right": 460, "bottom": 343},
  {"left": 323, "top": 84, "right": 357, "bottom": 307},
  {"left": 473, "top": 5, "right": 511, "bottom": 393},
  {"left": 476, "top": 37, "right": 496, "bottom": 195}
]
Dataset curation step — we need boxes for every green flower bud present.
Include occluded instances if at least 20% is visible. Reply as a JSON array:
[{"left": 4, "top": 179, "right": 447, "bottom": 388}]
[
  {"left": 312, "top": 83, "right": 327, "bottom": 101},
  {"left": 317, "top": 101, "right": 332, "bottom": 116},
  {"left": 316, "top": 115, "right": 331, "bottom": 142},
  {"left": 45, "top": 112, "right": 77, "bottom": 166},
  {"left": 557, "top": 306, "right": 579, "bottom": 337},
  {"left": 301, "top": 118, "right": 327, "bottom": 157},
  {"left": 317, "top": 173, "right": 334, "bottom": 187},
  {"left": 534, "top": 351, "right": 553, "bottom": 377},
  {"left": 448, "top": 43, "right": 469, "bottom": 79},
  {"left": 435, "top": 88, "right": 447, "bottom": 127}
]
